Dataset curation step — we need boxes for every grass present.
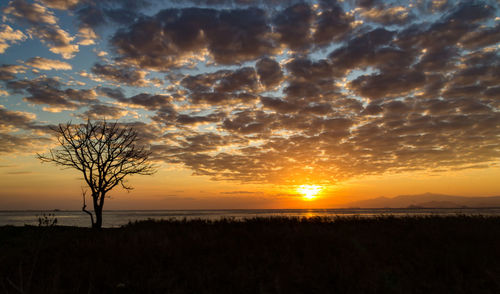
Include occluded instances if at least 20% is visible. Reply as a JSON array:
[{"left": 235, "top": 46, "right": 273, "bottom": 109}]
[{"left": 1, "top": 215, "right": 499, "bottom": 293}]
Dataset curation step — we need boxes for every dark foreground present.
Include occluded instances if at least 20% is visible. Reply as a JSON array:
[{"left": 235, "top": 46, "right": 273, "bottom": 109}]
[{"left": 1, "top": 216, "right": 499, "bottom": 294}]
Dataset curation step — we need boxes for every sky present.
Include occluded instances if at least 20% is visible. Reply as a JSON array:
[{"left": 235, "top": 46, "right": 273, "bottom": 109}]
[{"left": 0, "top": 0, "right": 499, "bottom": 210}]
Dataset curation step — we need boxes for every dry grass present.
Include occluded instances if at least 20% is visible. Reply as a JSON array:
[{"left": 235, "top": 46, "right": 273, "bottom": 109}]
[{"left": 1, "top": 216, "right": 499, "bottom": 293}]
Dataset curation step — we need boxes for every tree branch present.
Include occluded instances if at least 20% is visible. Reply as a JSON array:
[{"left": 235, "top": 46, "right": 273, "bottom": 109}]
[{"left": 37, "top": 119, "right": 158, "bottom": 228}]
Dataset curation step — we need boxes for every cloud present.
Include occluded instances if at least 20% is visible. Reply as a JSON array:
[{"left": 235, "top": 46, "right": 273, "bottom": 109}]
[
  {"left": 220, "top": 191, "right": 260, "bottom": 194},
  {"left": 173, "top": 114, "right": 218, "bottom": 125},
  {"left": 395, "top": 2, "right": 496, "bottom": 56},
  {"left": 445, "top": 1, "right": 496, "bottom": 23},
  {"left": 26, "top": 26, "right": 78, "bottom": 59},
  {"left": 118, "top": 93, "right": 171, "bottom": 110},
  {"left": 415, "top": 46, "right": 459, "bottom": 72},
  {"left": 25, "top": 57, "right": 72, "bottom": 70},
  {"left": 273, "top": 3, "right": 314, "bottom": 51},
  {"left": 0, "top": 24, "right": 27, "bottom": 53},
  {"left": 0, "top": 64, "right": 27, "bottom": 80},
  {"left": 222, "top": 110, "right": 275, "bottom": 134},
  {"left": 459, "top": 23, "right": 500, "bottom": 50},
  {"left": 349, "top": 70, "right": 427, "bottom": 100},
  {"left": 0, "top": 106, "right": 52, "bottom": 154},
  {"left": 99, "top": 87, "right": 172, "bottom": 111},
  {"left": 124, "top": 1, "right": 498, "bottom": 184},
  {"left": 260, "top": 96, "right": 300, "bottom": 113},
  {"left": 3, "top": 0, "right": 57, "bottom": 24},
  {"left": 284, "top": 57, "right": 342, "bottom": 104},
  {"left": 74, "top": 0, "right": 150, "bottom": 29},
  {"left": 354, "top": 0, "right": 380, "bottom": 9},
  {"left": 170, "top": 107, "right": 499, "bottom": 184},
  {"left": 0, "top": 132, "right": 51, "bottom": 154},
  {"left": 329, "top": 28, "right": 402, "bottom": 74},
  {"left": 76, "top": 26, "right": 97, "bottom": 46},
  {"left": 6, "top": 77, "right": 96, "bottom": 111},
  {"left": 3, "top": 0, "right": 79, "bottom": 59},
  {"left": 313, "top": 1, "right": 353, "bottom": 45},
  {"left": 0, "top": 106, "right": 36, "bottom": 130},
  {"left": 38, "top": 0, "right": 80, "bottom": 10},
  {"left": 1, "top": 0, "right": 499, "bottom": 185},
  {"left": 94, "top": 49, "right": 108, "bottom": 57},
  {"left": 91, "top": 63, "right": 148, "bottom": 87},
  {"left": 180, "top": 67, "right": 260, "bottom": 105},
  {"left": 111, "top": 7, "right": 280, "bottom": 70},
  {"left": 80, "top": 103, "right": 128, "bottom": 120},
  {"left": 255, "top": 57, "right": 284, "bottom": 89},
  {"left": 358, "top": 5, "right": 414, "bottom": 25},
  {"left": 108, "top": 3, "right": 357, "bottom": 70}
]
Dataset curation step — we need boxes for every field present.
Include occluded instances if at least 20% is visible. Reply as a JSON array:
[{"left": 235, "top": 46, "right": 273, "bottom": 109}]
[{"left": 1, "top": 216, "right": 499, "bottom": 293}]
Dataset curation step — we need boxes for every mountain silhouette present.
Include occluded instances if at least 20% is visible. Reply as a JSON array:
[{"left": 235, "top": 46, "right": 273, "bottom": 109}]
[{"left": 344, "top": 193, "right": 500, "bottom": 208}]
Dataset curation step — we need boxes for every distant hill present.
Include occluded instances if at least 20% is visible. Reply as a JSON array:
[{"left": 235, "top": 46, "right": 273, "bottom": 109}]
[{"left": 344, "top": 193, "right": 500, "bottom": 208}]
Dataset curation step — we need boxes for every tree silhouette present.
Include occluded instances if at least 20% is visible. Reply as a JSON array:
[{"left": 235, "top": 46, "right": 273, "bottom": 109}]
[{"left": 37, "top": 120, "right": 156, "bottom": 228}]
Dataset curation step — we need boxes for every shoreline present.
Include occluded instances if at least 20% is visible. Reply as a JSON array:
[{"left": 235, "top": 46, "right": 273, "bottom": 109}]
[
  {"left": 3, "top": 206, "right": 500, "bottom": 211},
  {"left": 3, "top": 207, "right": 500, "bottom": 228}
]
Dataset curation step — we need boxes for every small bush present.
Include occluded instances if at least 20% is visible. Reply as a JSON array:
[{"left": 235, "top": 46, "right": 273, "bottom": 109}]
[{"left": 36, "top": 213, "right": 58, "bottom": 227}]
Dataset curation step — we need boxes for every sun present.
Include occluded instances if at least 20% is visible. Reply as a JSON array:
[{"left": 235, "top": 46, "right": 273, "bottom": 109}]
[{"left": 297, "top": 185, "right": 322, "bottom": 201}]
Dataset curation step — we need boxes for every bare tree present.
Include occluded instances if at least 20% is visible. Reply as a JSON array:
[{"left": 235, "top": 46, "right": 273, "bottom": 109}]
[{"left": 37, "top": 120, "right": 156, "bottom": 228}]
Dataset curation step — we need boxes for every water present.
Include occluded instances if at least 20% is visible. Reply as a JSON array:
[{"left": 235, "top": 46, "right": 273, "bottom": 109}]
[{"left": 1, "top": 208, "right": 500, "bottom": 228}]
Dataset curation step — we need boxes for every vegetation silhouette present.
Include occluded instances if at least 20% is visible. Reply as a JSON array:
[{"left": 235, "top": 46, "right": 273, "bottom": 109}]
[
  {"left": 36, "top": 213, "right": 57, "bottom": 227},
  {"left": 1, "top": 216, "right": 499, "bottom": 293},
  {"left": 37, "top": 120, "right": 156, "bottom": 229}
]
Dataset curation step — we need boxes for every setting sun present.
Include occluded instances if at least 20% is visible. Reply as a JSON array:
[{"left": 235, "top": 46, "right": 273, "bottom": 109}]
[{"left": 297, "top": 185, "right": 322, "bottom": 201}]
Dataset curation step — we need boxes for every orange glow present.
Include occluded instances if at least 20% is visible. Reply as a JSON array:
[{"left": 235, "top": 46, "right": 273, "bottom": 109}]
[
  {"left": 297, "top": 185, "right": 322, "bottom": 201},
  {"left": 1, "top": 155, "right": 500, "bottom": 210}
]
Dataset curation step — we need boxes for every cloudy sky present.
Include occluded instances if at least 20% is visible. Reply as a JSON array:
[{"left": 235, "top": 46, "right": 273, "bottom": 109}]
[{"left": 1, "top": 0, "right": 499, "bottom": 209}]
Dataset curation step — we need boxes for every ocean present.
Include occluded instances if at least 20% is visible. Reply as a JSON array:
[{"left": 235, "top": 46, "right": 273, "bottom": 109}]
[{"left": 1, "top": 208, "right": 500, "bottom": 228}]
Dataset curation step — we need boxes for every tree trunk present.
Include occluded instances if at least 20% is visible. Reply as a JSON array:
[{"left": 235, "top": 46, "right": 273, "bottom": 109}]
[
  {"left": 92, "top": 192, "right": 104, "bottom": 229},
  {"left": 94, "top": 207, "right": 103, "bottom": 229},
  {"left": 82, "top": 189, "right": 95, "bottom": 228}
]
